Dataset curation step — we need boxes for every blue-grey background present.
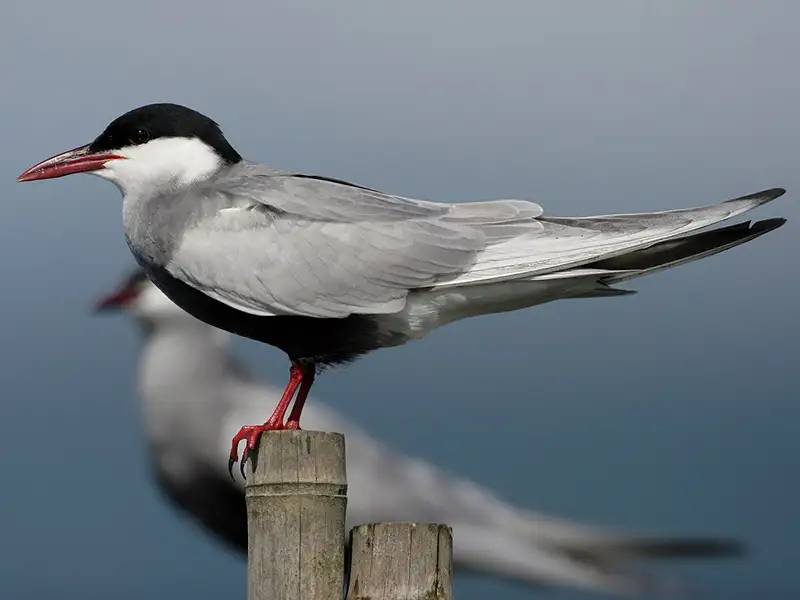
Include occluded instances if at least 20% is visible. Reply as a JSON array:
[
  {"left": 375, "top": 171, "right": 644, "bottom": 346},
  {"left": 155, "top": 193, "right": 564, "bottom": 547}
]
[{"left": 1, "top": 1, "right": 798, "bottom": 598}]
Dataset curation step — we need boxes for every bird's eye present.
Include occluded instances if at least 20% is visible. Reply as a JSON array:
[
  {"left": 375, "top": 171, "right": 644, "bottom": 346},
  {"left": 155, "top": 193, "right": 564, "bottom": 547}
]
[{"left": 131, "top": 127, "right": 151, "bottom": 145}]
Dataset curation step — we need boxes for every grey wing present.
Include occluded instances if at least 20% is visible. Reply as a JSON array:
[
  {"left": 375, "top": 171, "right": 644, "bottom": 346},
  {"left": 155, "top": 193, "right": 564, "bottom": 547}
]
[
  {"left": 167, "top": 211, "right": 484, "bottom": 318},
  {"left": 166, "top": 168, "right": 545, "bottom": 318},
  {"left": 213, "top": 163, "right": 544, "bottom": 223}
]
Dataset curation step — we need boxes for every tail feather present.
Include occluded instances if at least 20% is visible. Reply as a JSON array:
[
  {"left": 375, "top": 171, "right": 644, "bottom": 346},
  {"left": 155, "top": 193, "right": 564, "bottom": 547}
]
[
  {"left": 528, "top": 217, "right": 785, "bottom": 296},
  {"left": 559, "top": 536, "right": 745, "bottom": 563},
  {"left": 466, "top": 510, "right": 746, "bottom": 594},
  {"left": 450, "top": 499, "right": 745, "bottom": 595},
  {"left": 453, "top": 524, "right": 684, "bottom": 597},
  {"left": 510, "top": 510, "right": 746, "bottom": 563},
  {"left": 571, "top": 283, "right": 639, "bottom": 299},
  {"left": 591, "top": 218, "right": 786, "bottom": 284}
]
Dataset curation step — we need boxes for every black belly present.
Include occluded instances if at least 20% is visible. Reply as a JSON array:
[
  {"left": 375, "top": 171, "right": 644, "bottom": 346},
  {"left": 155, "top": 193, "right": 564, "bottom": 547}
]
[{"left": 146, "top": 266, "right": 404, "bottom": 367}]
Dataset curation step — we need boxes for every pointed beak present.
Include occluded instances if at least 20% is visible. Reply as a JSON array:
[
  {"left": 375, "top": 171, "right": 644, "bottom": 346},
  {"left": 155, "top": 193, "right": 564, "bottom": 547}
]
[
  {"left": 17, "top": 144, "right": 125, "bottom": 183},
  {"left": 93, "top": 287, "right": 138, "bottom": 313}
]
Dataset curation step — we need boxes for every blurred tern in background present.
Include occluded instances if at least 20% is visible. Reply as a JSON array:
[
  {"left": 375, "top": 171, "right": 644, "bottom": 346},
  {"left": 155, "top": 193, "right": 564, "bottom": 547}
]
[
  {"left": 18, "top": 103, "right": 788, "bottom": 475},
  {"left": 93, "top": 268, "right": 745, "bottom": 597}
]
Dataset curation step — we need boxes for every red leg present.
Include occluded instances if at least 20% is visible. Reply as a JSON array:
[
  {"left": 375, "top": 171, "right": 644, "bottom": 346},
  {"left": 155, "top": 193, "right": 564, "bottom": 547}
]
[
  {"left": 284, "top": 365, "right": 315, "bottom": 430},
  {"left": 263, "top": 364, "right": 305, "bottom": 428},
  {"left": 228, "top": 363, "right": 306, "bottom": 478}
]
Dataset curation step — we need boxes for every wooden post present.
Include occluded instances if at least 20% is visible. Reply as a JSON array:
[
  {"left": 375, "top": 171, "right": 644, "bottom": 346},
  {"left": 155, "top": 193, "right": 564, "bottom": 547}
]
[
  {"left": 245, "top": 430, "right": 347, "bottom": 600},
  {"left": 346, "top": 523, "right": 454, "bottom": 600}
]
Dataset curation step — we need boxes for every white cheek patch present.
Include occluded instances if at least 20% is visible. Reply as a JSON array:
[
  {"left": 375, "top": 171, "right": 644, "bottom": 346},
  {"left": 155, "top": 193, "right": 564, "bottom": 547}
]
[{"left": 108, "top": 137, "right": 222, "bottom": 194}]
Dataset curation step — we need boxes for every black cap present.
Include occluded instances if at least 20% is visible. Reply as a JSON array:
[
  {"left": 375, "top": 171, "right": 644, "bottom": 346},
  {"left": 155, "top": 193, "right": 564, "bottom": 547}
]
[{"left": 88, "top": 103, "right": 242, "bottom": 165}]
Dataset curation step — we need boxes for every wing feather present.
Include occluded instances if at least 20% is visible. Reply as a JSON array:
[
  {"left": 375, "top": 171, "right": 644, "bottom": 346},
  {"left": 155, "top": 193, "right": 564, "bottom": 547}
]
[
  {"left": 165, "top": 168, "right": 783, "bottom": 319},
  {"left": 168, "top": 215, "right": 487, "bottom": 318},
  {"left": 435, "top": 187, "right": 785, "bottom": 288}
]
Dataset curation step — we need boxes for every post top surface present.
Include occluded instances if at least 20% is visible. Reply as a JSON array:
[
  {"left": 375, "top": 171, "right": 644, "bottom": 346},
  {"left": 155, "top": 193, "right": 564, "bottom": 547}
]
[{"left": 246, "top": 430, "right": 347, "bottom": 487}]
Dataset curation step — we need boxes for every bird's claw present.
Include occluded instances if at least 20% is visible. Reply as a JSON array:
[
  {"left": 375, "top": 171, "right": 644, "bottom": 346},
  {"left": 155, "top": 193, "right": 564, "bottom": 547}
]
[{"left": 228, "top": 423, "right": 285, "bottom": 480}]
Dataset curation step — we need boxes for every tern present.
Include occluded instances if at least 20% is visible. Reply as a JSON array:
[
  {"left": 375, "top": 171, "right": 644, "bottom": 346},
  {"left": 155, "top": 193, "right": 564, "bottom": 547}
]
[
  {"left": 18, "top": 102, "right": 788, "bottom": 476},
  {"left": 93, "top": 267, "right": 746, "bottom": 596}
]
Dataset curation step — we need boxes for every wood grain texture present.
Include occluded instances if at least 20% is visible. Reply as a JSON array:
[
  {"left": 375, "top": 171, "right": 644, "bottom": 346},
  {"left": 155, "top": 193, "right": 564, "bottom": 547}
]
[
  {"left": 245, "top": 430, "right": 347, "bottom": 600},
  {"left": 346, "top": 523, "right": 453, "bottom": 600}
]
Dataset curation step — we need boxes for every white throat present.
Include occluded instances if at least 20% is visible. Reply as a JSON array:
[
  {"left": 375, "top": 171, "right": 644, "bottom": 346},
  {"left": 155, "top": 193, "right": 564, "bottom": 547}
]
[{"left": 95, "top": 136, "right": 223, "bottom": 197}]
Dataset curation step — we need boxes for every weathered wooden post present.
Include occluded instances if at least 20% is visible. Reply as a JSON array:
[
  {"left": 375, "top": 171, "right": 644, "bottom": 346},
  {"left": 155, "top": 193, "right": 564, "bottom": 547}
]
[
  {"left": 245, "top": 430, "right": 454, "bottom": 600},
  {"left": 346, "top": 523, "right": 454, "bottom": 600},
  {"left": 245, "top": 430, "right": 347, "bottom": 600}
]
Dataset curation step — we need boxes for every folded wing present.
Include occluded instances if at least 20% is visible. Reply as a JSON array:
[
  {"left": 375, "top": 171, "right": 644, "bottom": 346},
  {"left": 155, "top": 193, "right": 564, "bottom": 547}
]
[{"left": 166, "top": 171, "right": 784, "bottom": 319}]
